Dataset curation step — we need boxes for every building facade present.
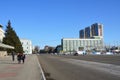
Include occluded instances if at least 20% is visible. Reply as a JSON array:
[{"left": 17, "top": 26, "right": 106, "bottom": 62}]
[
  {"left": 0, "top": 27, "right": 5, "bottom": 43},
  {"left": 20, "top": 39, "right": 32, "bottom": 54},
  {"left": 61, "top": 38, "right": 103, "bottom": 52},
  {"left": 79, "top": 29, "right": 84, "bottom": 39},
  {"left": 91, "top": 23, "right": 103, "bottom": 38},
  {"left": 85, "top": 26, "right": 91, "bottom": 38},
  {"left": 62, "top": 23, "right": 104, "bottom": 52},
  {"left": 0, "top": 26, "right": 14, "bottom": 56},
  {"left": 79, "top": 23, "right": 103, "bottom": 39}
]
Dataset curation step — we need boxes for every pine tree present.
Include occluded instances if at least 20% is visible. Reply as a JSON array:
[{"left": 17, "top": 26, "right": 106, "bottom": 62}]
[
  {"left": 0, "top": 24, "right": 3, "bottom": 28},
  {"left": 3, "top": 20, "right": 23, "bottom": 54}
]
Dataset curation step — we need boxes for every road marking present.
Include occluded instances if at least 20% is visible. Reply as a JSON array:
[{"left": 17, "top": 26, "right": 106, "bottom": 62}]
[
  {"left": 61, "top": 58, "right": 120, "bottom": 77},
  {"left": 37, "top": 55, "right": 46, "bottom": 80}
]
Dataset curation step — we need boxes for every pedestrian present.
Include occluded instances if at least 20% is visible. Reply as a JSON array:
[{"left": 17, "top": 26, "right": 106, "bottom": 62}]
[
  {"left": 11, "top": 51, "right": 15, "bottom": 61},
  {"left": 21, "top": 54, "right": 26, "bottom": 64},
  {"left": 17, "top": 53, "right": 22, "bottom": 64}
]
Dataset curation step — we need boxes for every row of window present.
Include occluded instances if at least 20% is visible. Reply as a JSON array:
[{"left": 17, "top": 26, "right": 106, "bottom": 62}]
[
  {"left": 62, "top": 39, "right": 103, "bottom": 51},
  {"left": 80, "top": 23, "right": 103, "bottom": 38},
  {"left": 21, "top": 42, "right": 31, "bottom": 45}
]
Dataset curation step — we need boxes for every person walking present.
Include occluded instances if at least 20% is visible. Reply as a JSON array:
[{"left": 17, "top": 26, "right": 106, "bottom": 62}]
[
  {"left": 21, "top": 54, "right": 26, "bottom": 64},
  {"left": 17, "top": 53, "right": 22, "bottom": 64},
  {"left": 11, "top": 51, "right": 15, "bottom": 61}
]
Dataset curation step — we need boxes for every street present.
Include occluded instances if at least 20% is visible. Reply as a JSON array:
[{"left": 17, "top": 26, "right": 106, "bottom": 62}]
[{"left": 38, "top": 54, "right": 120, "bottom": 80}]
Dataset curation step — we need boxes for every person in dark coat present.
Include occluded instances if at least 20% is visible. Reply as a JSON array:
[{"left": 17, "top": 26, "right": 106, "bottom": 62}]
[
  {"left": 21, "top": 54, "right": 26, "bottom": 63},
  {"left": 17, "top": 53, "right": 22, "bottom": 64},
  {"left": 11, "top": 51, "right": 15, "bottom": 61}
]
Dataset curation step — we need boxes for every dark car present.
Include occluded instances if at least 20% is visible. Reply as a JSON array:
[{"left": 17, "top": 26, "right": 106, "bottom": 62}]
[{"left": 73, "top": 52, "right": 78, "bottom": 56}]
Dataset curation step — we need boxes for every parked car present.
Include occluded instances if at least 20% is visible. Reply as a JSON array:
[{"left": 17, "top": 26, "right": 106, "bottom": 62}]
[{"left": 73, "top": 52, "right": 78, "bottom": 56}]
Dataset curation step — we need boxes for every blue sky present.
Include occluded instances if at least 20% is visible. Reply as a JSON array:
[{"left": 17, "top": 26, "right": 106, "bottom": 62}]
[{"left": 0, "top": 0, "right": 120, "bottom": 48}]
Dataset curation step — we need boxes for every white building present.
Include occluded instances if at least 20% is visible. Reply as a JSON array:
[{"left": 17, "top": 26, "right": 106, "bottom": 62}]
[
  {"left": 0, "top": 27, "right": 5, "bottom": 43},
  {"left": 61, "top": 38, "right": 104, "bottom": 52},
  {"left": 0, "top": 26, "right": 14, "bottom": 56},
  {"left": 62, "top": 23, "right": 104, "bottom": 52},
  {"left": 0, "top": 26, "right": 14, "bottom": 49},
  {"left": 20, "top": 39, "right": 32, "bottom": 54}
]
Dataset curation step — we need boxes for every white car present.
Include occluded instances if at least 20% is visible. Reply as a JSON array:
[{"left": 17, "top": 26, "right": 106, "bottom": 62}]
[{"left": 76, "top": 51, "right": 86, "bottom": 55}]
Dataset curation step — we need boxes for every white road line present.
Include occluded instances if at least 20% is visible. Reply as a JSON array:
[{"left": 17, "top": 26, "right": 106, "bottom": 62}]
[
  {"left": 61, "top": 58, "right": 120, "bottom": 77},
  {"left": 36, "top": 55, "right": 46, "bottom": 80}
]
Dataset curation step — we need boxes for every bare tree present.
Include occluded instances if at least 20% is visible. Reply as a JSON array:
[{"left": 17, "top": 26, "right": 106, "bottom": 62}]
[{"left": 33, "top": 46, "right": 40, "bottom": 54}]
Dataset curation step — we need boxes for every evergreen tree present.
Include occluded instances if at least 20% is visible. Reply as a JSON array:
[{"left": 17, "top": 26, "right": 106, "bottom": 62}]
[
  {"left": 0, "top": 24, "right": 3, "bottom": 28},
  {"left": 3, "top": 20, "right": 23, "bottom": 54}
]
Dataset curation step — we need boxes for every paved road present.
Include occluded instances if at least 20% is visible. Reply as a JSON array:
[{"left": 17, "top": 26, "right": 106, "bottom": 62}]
[
  {"left": 38, "top": 54, "right": 120, "bottom": 80},
  {"left": 57, "top": 54, "right": 120, "bottom": 65},
  {"left": 0, "top": 54, "right": 41, "bottom": 80}
]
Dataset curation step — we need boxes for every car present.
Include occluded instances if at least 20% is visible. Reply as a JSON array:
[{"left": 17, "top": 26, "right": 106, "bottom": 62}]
[{"left": 73, "top": 52, "right": 78, "bottom": 56}]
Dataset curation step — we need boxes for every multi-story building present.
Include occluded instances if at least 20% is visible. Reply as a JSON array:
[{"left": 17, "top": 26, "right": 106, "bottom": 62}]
[
  {"left": 20, "top": 39, "right": 32, "bottom": 54},
  {"left": 62, "top": 23, "right": 104, "bottom": 52},
  {"left": 85, "top": 26, "right": 91, "bottom": 38},
  {"left": 79, "top": 23, "right": 103, "bottom": 39},
  {"left": 0, "top": 26, "right": 5, "bottom": 43},
  {"left": 61, "top": 38, "right": 103, "bottom": 52},
  {"left": 79, "top": 29, "right": 84, "bottom": 39},
  {"left": 91, "top": 23, "right": 103, "bottom": 38}
]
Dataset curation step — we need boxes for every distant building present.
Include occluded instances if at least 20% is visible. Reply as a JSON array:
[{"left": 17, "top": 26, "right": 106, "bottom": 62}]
[
  {"left": 0, "top": 27, "right": 5, "bottom": 43},
  {"left": 85, "top": 26, "right": 91, "bottom": 38},
  {"left": 44, "top": 45, "right": 49, "bottom": 52},
  {"left": 20, "top": 39, "right": 32, "bottom": 54},
  {"left": 91, "top": 23, "right": 103, "bottom": 38},
  {"left": 62, "top": 23, "right": 104, "bottom": 52},
  {"left": 61, "top": 38, "right": 103, "bottom": 52},
  {"left": 44, "top": 45, "right": 55, "bottom": 53},
  {"left": 79, "top": 29, "right": 84, "bottom": 39},
  {"left": 79, "top": 23, "right": 103, "bottom": 39}
]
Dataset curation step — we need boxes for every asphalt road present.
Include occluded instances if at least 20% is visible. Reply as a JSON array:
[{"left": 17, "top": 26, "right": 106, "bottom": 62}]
[{"left": 37, "top": 54, "right": 120, "bottom": 80}]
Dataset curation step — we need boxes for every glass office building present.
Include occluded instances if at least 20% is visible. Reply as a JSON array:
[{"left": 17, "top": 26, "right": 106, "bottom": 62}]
[
  {"left": 80, "top": 23, "right": 103, "bottom": 39},
  {"left": 85, "top": 27, "right": 91, "bottom": 38},
  {"left": 80, "top": 29, "right": 84, "bottom": 39},
  {"left": 91, "top": 23, "right": 103, "bottom": 37}
]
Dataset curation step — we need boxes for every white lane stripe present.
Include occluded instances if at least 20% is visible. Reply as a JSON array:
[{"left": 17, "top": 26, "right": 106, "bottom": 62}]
[
  {"left": 61, "top": 58, "right": 120, "bottom": 77},
  {"left": 36, "top": 55, "right": 46, "bottom": 80}
]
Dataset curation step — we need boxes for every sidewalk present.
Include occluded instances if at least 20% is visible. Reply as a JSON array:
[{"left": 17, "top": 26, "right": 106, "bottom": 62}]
[{"left": 0, "top": 54, "right": 42, "bottom": 80}]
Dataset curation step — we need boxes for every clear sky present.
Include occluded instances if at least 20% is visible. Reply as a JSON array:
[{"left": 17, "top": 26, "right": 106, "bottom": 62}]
[{"left": 0, "top": 0, "right": 120, "bottom": 49}]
